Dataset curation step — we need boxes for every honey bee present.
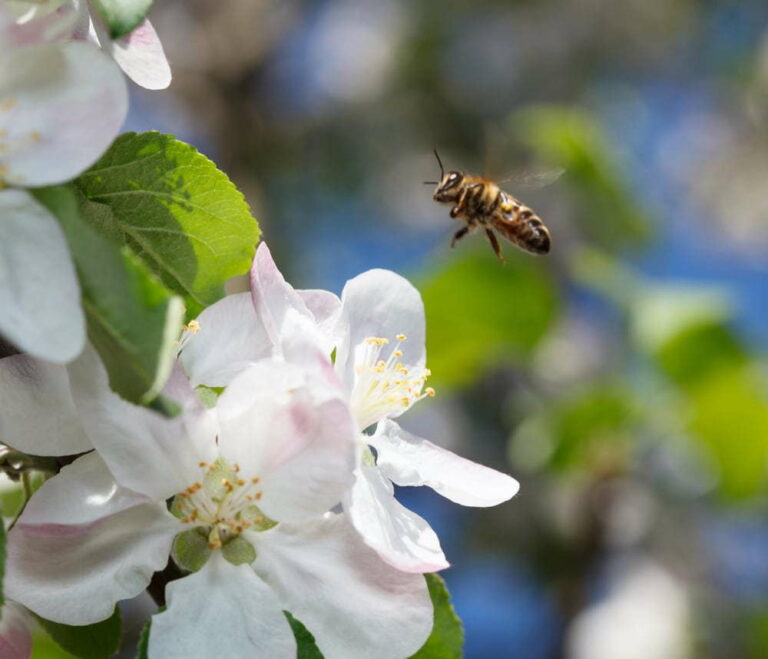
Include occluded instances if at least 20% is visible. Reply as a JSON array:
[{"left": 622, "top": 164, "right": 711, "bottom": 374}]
[{"left": 427, "top": 150, "right": 554, "bottom": 262}]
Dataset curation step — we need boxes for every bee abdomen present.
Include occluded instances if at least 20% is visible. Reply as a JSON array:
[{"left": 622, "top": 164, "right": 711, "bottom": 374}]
[{"left": 522, "top": 215, "right": 551, "bottom": 254}]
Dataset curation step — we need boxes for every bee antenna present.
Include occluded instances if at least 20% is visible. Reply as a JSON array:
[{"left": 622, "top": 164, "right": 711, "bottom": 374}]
[
  {"left": 423, "top": 181, "right": 438, "bottom": 185},
  {"left": 433, "top": 149, "right": 445, "bottom": 178}
]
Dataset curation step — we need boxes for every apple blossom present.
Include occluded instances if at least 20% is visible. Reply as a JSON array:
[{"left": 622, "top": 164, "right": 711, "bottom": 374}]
[
  {"left": 181, "top": 243, "right": 520, "bottom": 573},
  {"left": 0, "top": 602, "right": 33, "bottom": 659},
  {"left": 0, "top": 191, "right": 86, "bottom": 364},
  {"left": 8, "top": 0, "right": 171, "bottom": 89},
  {"left": 5, "top": 349, "right": 433, "bottom": 658}
]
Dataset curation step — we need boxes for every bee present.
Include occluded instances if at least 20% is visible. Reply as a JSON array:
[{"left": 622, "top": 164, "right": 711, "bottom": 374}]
[{"left": 427, "top": 150, "right": 554, "bottom": 262}]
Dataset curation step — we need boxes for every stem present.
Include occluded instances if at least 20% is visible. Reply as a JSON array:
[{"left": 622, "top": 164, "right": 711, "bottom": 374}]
[
  {"left": 147, "top": 560, "right": 185, "bottom": 608},
  {"left": 8, "top": 471, "right": 34, "bottom": 532}
]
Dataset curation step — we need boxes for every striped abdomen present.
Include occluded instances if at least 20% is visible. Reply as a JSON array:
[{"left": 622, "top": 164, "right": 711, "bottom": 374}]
[{"left": 492, "top": 192, "right": 551, "bottom": 255}]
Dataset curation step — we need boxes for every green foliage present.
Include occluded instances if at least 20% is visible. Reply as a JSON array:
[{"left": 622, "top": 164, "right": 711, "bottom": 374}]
[
  {"left": 285, "top": 612, "right": 323, "bottom": 659},
  {"left": 512, "top": 385, "right": 637, "bottom": 474},
  {"left": 90, "top": 0, "right": 153, "bottom": 39},
  {"left": 76, "top": 132, "right": 260, "bottom": 317},
  {"left": 35, "top": 608, "right": 121, "bottom": 659},
  {"left": 34, "top": 186, "right": 184, "bottom": 406},
  {"left": 410, "top": 574, "right": 464, "bottom": 659},
  {"left": 420, "top": 250, "right": 558, "bottom": 388},
  {"left": 512, "top": 106, "right": 651, "bottom": 249}
]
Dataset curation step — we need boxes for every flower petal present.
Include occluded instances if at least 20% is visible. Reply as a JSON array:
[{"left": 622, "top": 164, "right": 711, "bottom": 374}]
[
  {"left": 344, "top": 465, "right": 448, "bottom": 573},
  {"left": 252, "top": 514, "right": 433, "bottom": 659},
  {"left": 149, "top": 553, "right": 295, "bottom": 659},
  {"left": 68, "top": 346, "right": 217, "bottom": 500},
  {"left": 1, "top": 41, "right": 127, "bottom": 186},
  {"left": 0, "top": 603, "right": 32, "bottom": 659},
  {"left": 0, "top": 354, "right": 90, "bottom": 455},
  {"left": 335, "top": 269, "right": 426, "bottom": 391},
  {"left": 217, "top": 361, "right": 356, "bottom": 523},
  {"left": 6, "top": 503, "right": 178, "bottom": 625},
  {"left": 21, "top": 452, "right": 150, "bottom": 526},
  {"left": 250, "top": 243, "right": 321, "bottom": 347},
  {"left": 298, "top": 288, "right": 341, "bottom": 350},
  {"left": 180, "top": 292, "right": 271, "bottom": 387},
  {"left": 95, "top": 18, "right": 171, "bottom": 90},
  {"left": 371, "top": 419, "right": 520, "bottom": 506},
  {"left": 0, "top": 189, "right": 85, "bottom": 363}
]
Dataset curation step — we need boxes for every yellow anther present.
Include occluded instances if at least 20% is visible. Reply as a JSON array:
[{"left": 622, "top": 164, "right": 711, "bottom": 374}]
[
  {"left": 393, "top": 350, "right": 403, "bottom": 358},
  {"left": 237, "top": 478, "right": 245, "bottom": 486},
  {"left": 199, "top": 461, "right": 207, "bottom": 468},
  {"left": 255, "top": 491, "right": 263, "bottom": 500},
  {"left": 183, "top": 319, "right": 201, "bottom": 334},
  {"left": 425, "top": 387, "right": 436, "bottom": 397},
  {"left": 396, "top": 334, "right": 407, "bottom": 341},
  {"left": 251, "top": 477, "right": 260, "bottom": 484}
]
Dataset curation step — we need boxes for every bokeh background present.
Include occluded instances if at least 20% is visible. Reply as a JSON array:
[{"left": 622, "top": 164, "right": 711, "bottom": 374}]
[{"left": 95, "top": 0, "right": 768, "bottom": 656}]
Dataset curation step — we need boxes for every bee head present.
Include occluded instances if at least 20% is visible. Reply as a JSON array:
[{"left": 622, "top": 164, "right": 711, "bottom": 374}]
[{"left": 433, "top": 170, "right": 465, "bottom": 203}]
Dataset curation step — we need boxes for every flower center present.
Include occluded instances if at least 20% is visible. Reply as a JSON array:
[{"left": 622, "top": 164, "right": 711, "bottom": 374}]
[
  {"left": 349, "top": 334, "right": 434, "bottom": 431},
  {"left": 171, "top": 456, "right": 275, "bottom": 551}
]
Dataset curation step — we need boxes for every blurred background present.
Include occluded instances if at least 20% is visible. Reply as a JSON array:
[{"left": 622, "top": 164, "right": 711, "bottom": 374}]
[{"left": 103, "top": 0, "right": 768, "bottom": 656}]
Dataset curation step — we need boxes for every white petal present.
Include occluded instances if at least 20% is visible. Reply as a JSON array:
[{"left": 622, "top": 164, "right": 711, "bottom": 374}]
[
  {"left": 149, "top": 553, "right": 295, "bottom": 659},
  {"left": 180, "top": 292, "right": 271, "bottom": 387},
  {"left": 95, "top": 18, "right": 171, "bottom": 90},
  {"left": 21, "top": 452, "right": 150, "bottom": 525},
  {"left": 68, "top": 346, "right": 216, "bottom": 500},
  {"left": 371, "top": 419, "right": 520, "bottom": 507},
  {"left": 217, "top": 362, "right": 356, "bottom": 523},
  {"left": 253, "top": 514, "right": 433, "bottom": 659},
  {"left": 6, "top": 503, "right": 178, "bottom": 625},
  {"left": 0, "top": 189, "right": 85, "bottom": 363},
  {"left": 250, "top": 243, "right": 319, "bottom": 346},
  {"left": 0, "top": 41, "right": 127, "bottom": 186},
  {"left": 0, "top": 354, "right": 90, "bottom": 455},
  {"left": 0, "top": 602, "right": 32, "bottom": 659},
  {"left": 344, "top": 465, "right": 448, "bottom": 573},
  {"left": 298, "top": 288, "right": 341, "bottom": 351},
  {"left": 335, "top": 269, "right": 426, "bottom": 390}
]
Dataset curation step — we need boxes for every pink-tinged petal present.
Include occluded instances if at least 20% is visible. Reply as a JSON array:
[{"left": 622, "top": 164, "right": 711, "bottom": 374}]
[
  {"left": 68, "top": 347, "right": 216, "bottom": 501},
  {"left": 0, "top": 602, "right": 32, "bottom": 659},
  {"left": 217, "top": 362, "right": 356, "bottom": 523},
  {"left": 0, "top": 190, "right": 85, "bottom": 363},
  {"left": 1, "top": 1, "right": 78, "bottom": 46},
  {"left": 149, "top": 554, "right": 295, "bottom": 659},
  {"left": 335, "top": 269, "right": 426, "bottom": 391},
  {"left": 250, "top": 243, "right": 319, "bottom": 346},
  {"left": 180, "top": 292, "right": 271, "bottom": 387},
  {"left": 371, "top": 419, "right": 520, "bottom": 507},
  {"left": 6, "top": 503, "right": 178, "bottom": 625},
  {"left": 21, "top": 452, "right": 150, "bottom": 526},
  {"left": 97, "top": 19, "right": 171, "bottom": 90},
  {"left": 1, "top": 41, "right": 127, "bottom": 186},
  {"left": 344, "top": 465, "right": 448, "bottom": 573},
  {"left": 253, "top": 514, "right": 433, "bottom": 659},
  {"left": 0, "top": 354, "right": 90, "bottom": 455}
]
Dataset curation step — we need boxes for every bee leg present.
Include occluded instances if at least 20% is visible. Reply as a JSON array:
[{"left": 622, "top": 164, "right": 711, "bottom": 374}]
[
  {"left": 485, "top": 228, "right": 505, "bottom": 264},
  {"left": 450, "top": 188, "right": 469, "bottom": 218},
  {"left": 451, "top": 225, "right": 470, "bottom": 248}
]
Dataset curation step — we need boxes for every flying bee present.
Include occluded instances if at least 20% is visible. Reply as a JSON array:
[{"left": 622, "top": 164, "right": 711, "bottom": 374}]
[{"left": 426, "top": 150, "right": 558, "bottom": 262}]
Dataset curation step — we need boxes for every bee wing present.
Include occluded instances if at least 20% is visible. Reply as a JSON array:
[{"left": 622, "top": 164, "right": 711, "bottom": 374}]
[{"left": 496, "top": 167, "right": 565, "bottom": 189}]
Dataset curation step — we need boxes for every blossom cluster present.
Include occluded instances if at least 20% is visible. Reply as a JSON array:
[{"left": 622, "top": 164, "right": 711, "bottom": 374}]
[
  {"left": 0, "top": 2, "right": 520, "bottom": 656},
  {"left": 0, "top": 0, "right": 169, "bottom": 364},
  {"left": 1, "top": 242, "right": 518, "bottom": 657}
]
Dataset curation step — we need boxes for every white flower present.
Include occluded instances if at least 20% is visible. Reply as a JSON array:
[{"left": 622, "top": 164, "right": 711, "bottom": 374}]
[
  {"left": 8, "top": 0, "right": 171, "bottom": 89},
  {"left": 0, "top": 602, "right": 33, "bottom": 659},
  {"left": 6, "top": 349, "right": 432, "bottom": 658},
  {"left": 0, "top": 191, "right": 86, "bottom": 363},
  {"left": 181, "top": 243, "right": 520, "bottom": 573},
  {"left": 0, "top": 6, "right": 128, "bottom": 187}
]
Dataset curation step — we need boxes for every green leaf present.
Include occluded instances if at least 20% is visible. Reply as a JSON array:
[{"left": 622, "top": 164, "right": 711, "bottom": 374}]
[
  {"left": 75, "top": 132, "right": 261, "bottom": 317},
  {"left": 91, "top": 0, "right": 153, "bottom": 39},
  {"left": 421, "top": 250, "right": 558, "bottom": 387},
  {"left": 410, "top": 574, "right": 464, "bottom": 659},
  {"left": 512, "top": 106, "right": 652, "bottom": 250},
  {"left": 36, "top": 608, "right": 121, "bottom": 659},
  {"left": 285, "top": 612, "right": 323, "bottom": 659},
  {"left": 34, "top": 185, "right": 184, "bottom": 405}
]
